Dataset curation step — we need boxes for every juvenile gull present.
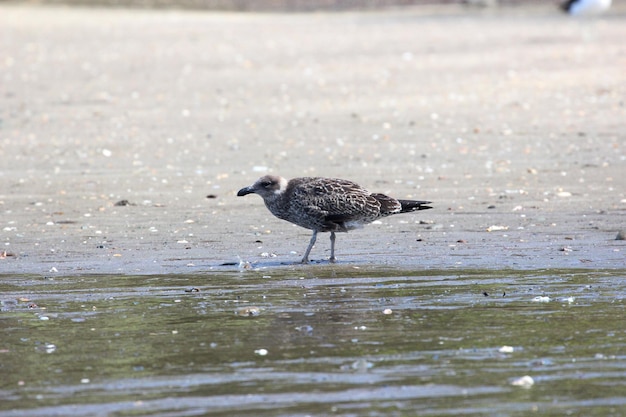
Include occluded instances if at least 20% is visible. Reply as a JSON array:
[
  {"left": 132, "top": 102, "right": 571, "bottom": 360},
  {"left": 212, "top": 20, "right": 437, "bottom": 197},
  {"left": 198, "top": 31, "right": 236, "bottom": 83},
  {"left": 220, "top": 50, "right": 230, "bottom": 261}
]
[{"left": 237, "top": 175, "right": 432, "bottom": 263}]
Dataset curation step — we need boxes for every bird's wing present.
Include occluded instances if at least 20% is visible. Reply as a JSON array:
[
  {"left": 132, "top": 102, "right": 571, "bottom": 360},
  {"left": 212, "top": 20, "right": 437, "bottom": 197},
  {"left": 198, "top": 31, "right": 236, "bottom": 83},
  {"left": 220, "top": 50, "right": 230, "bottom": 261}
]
[{"left": 292, "top": 178, "right": 381, "bottom": 222}]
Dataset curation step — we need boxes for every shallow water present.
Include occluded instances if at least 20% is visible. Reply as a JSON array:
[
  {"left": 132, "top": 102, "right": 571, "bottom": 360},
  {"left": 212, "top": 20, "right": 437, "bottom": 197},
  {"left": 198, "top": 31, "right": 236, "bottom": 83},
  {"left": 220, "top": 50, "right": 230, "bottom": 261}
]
[{"left": 1, "top": 267, "right": 625, "bottom": 416}]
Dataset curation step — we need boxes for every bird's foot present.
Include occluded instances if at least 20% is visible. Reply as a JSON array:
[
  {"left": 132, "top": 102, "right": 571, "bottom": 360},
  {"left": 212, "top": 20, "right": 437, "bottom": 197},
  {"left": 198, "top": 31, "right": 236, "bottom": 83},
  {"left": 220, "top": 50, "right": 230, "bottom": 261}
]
[{"left": 329, "top": 256, "right": 337, "bottom": 263}]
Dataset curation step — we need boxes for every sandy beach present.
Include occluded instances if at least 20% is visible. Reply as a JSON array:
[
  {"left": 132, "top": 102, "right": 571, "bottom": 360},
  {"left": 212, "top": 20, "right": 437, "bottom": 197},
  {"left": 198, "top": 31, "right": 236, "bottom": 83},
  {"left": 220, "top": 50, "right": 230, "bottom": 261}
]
[{"left": 1, "top": 3, "right": 624, "bottom": 275}]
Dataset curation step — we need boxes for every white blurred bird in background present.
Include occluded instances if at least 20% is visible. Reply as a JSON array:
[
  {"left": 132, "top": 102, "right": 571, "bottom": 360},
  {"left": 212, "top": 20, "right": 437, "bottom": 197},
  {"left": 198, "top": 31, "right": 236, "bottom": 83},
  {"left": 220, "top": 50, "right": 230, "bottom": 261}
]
[{"left": 561, "top": 0, "right": 612, "bottom": 16}]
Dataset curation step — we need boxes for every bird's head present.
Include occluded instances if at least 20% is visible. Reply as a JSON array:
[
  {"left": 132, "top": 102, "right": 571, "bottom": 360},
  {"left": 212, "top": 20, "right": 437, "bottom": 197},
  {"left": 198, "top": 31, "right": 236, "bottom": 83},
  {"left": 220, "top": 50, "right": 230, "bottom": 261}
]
[{"left": 237, "top": 175, "right": 288, "bottom": 199}]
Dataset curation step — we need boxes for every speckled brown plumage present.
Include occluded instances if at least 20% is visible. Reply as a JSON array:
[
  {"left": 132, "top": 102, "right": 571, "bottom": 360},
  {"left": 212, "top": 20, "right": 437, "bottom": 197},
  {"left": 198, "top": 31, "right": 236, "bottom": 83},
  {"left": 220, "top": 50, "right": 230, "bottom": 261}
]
[{"left": 237, "top": 175, "right": 432, "bottom": 263}]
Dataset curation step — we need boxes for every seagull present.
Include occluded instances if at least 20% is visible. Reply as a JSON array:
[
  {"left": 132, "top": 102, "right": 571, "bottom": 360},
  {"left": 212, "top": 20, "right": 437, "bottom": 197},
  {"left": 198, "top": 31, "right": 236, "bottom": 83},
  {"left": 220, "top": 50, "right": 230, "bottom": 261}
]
[
  {"left": 237, "top": 175, "right": 432, "bottom": 263},
  {"left": 561, "top": 0, "right": 611, "bottom": 16}
]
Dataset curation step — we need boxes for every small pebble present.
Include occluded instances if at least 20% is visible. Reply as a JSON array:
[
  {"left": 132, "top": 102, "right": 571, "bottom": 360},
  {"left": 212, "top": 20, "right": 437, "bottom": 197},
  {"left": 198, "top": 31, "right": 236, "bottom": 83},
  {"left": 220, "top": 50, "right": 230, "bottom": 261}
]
[
  {"left": 499, "top": 346, "right": 514, "bottom": 353},
  {"left": 235, "top": 306, "right": 261, "bottom": 317},
  {"left": 238, "top": 260, "right": 252, "bottom": 270},
  {"left": 382, "top": 308, "right": 393, "bottom": 315},
  {"left": 254, "top": 348, "right": 268, "bottom": 356},
  {"left": 487, "top": 225, "right": 508, "bottom": 232},
  {"left": 532, "top": 296, "right": 551, "bottom": 303},
  {"left": 511, "top": 375, "right": 534, "bottom": 388},
  {"left": 351, "top": 358, "right": 373, "bottom": 371},
  {"left": 296, "top": 325, "right": 314, "bottom": 335},
  {"left": 616, "top": 231, "right": 626, "bottom": 240}
]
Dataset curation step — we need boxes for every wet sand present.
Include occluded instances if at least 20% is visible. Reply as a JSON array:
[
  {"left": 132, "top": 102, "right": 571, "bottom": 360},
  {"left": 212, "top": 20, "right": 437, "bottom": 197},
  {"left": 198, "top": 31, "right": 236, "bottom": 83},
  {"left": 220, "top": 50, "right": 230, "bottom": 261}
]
[{"left": 0, "top": 3, "right": 624, "bottom": 275}]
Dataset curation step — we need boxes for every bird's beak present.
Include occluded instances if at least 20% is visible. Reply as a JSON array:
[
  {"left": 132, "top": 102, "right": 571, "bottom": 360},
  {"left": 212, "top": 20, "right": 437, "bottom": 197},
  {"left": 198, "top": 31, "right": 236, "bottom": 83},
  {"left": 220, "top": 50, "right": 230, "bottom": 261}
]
[{"left": 237, "top": 186, "right": 255, "bottom": 196}]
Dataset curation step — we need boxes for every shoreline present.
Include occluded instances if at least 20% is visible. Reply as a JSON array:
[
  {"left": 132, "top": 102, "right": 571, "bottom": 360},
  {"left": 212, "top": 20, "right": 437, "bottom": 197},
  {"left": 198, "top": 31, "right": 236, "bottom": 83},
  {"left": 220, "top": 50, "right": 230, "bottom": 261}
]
[{"left": 1, "top": 4, "right": 624, "bottom": 276}]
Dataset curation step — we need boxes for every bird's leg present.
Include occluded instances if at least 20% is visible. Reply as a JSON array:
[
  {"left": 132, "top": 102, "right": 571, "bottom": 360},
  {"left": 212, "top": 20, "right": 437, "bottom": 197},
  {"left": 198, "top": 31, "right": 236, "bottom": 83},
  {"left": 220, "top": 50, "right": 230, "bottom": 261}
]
[
  {"left": 301, "top": 230, "right": 317, "bottom": 264},
  {"left": 329, "top": 231, "right": 337, "bottom": 263}
]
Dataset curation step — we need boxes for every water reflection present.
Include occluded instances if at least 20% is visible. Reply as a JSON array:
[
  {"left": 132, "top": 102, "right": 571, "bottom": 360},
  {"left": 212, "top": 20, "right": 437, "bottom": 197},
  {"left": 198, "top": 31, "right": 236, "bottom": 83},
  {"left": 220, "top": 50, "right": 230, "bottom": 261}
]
[{"left": 1, "top": 268, "right": 625, "bottom": 416}]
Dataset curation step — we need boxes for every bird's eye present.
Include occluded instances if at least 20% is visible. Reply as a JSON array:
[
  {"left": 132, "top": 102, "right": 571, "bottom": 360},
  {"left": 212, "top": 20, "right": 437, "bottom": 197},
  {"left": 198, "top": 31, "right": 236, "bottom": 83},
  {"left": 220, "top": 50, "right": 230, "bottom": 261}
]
[{"left": 261, "top": 181, "right": 273, "bottom": 188}]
